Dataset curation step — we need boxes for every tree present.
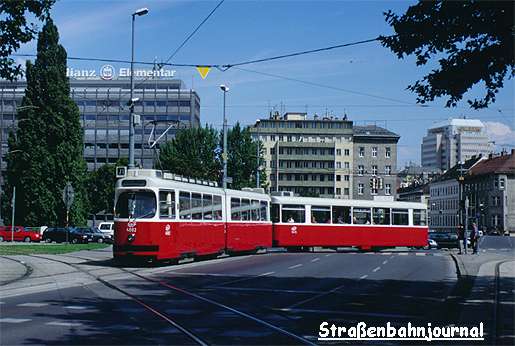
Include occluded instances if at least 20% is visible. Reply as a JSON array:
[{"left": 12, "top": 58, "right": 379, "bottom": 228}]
[
  {"left": 159, "top": 126, "right": 221, "bottom": 181},
  {"left": 380, "top": 1, "right": 514, "bottom": 109},
  {"left": 3, "top": 18, "right": 88, "bottom": 227},
  {"left": 0, "top": 0, "right": 55, "bottom": 81},
  {"left": 226, "top": 123, "right": 267, "bottom": 190}
]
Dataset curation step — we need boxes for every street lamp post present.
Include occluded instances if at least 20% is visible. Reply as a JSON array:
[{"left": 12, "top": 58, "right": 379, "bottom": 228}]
[
  {"left": 255, "top": 119, "right": 260, "bottom": 188},
  {"left": 220, "top": 85, "right": 229, "bottom": 189},
  {"left": 128, "top": 7, "right": 149, "bottom": 169}
]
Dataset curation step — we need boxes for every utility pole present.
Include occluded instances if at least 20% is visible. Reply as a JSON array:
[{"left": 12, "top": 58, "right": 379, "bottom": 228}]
[
  {"left": 11, "top": 186, "right": 15, "bottom": 242},
  {"left": 255, "top": 119, "right": 261, "bottom": 188},
  {"left": 220, "top": 85, "right": 229, "bottom": 189}
]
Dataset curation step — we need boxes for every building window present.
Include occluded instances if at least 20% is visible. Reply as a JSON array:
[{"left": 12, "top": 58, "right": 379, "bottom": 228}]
[
  {"left": 336, "top": 162, "right": 342, "bottom": 169},
  {"left": 372, "top": 147, "right": 377, "bottom": 157},
  {"left": 344, "top": 162, "right": 350, "bottom": 169},
  {"left": 359, "top": 147, "right": 365, "bottom": 157},
  {"left": 336, "top": 188, "right": 341, "bottom": 195},
  {"left": 499, "top": 178, "right": 505, "bottom": 189},
  {"left": 385, "top": 184, "right": 391, "bottom": 195},
  {"left": 358, "top": 165, "right": 364, "bottom": 175},
  {"left": 336, "top": 149, "right": 341, "bottom": 156},
  {"left": 385, "top": 147, "right": 391, "bottom": 158},
  {"left": 385, "top": 165, "right": 392, "bottom": 175},
  {"left": 344, "top": 149, "right": 350, "bottom": 156},
  {"left": 358, "top": 183, "right": 364, "bottom": 195},
  {"left": 344, "top": 175, "right": 350, "bottom": 181},
  {"left": 372, "top": 165, "right": 378, "bottom": 175},
  {"left": 344, "top": 188, "right": 349, "bottom": 195},
  {"left": 336, "top": 175, "right": 341, "bottom": 181},
  {"left": 371, "top": 187, "right": 378, "bottom": 195}
]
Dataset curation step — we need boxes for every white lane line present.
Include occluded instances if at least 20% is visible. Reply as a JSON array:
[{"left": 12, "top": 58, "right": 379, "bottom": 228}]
[
  {"left": 398, "top": 253, "right": 408, "bottom": 256},
  {"left": 288, "top": 264, "right": 303, "bottom": 269},
  {"left": 382, "top": 260, "right": 388, "bottom": 265},
  {"left": 0, "top": 318, "right": 31, "bottom": 323},
  {"left": 372, "top": 267, "right": 381, "bottom": 273},
  {"left": 325, "top": 254, "right": 332, "bottom": 257},
  {"left": 17, "top": 302, "right": 49, "bottom": 307},
  {"left": 416, "top": 253, "right": 426, "bottom": 256},
  {"left": 64, "top": 306, "right": 87, "bottom": 310},
  {"left": 311, "top": 258, "right": 320, "bottom": 262},
  {"left": 360, "top": 274, "right": 368, "bottom": 280},
  {"left": 259, "top": 271, "right": 275, "bottom": 276},
  {"left": 46, "top": 321, "right": 83, "bottom": 327},
  {"left": 381, "top": 253, "right": 391, "bottom": 256}
]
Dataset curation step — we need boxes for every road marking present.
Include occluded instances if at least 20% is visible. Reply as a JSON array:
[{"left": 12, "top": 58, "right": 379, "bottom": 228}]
[
  {"left": 381, "top": 253, "right": 391, "bottom": 256},
  {"left": 207, "top": 286, "right": 321, "bottom": 294},
  {"left": 17, "top": 302, "right": 49, "bottom": 307},
  {"left": 415, "top": 253, "right": 426, "bottom": 256},
  {"left": 64, "top": 306, "right": 87, "bottom": 310},
  {"left": 311, "top": 258, "right": 320, "bottom": 262},
  {"left": 360, "top": 274, "right": 368, "bottom": 280},
  {"left": 277, "top": 308, "right": 419, "bottom": 320},
  {"left": 382, "top": 260, "right": 388, "bottom": 265},
  {"left": 288, "top": 264, "right": 303, "bottom": 269},
  {"left": 372, "top": 267, "right": 381, "bottom": 273},
  {"left": 46, "top": 322, "right": 83, "bottom": 327},
  {"left": 325, "top": 254, "right": 331, "bottom": 257},
  {"left": 398, "top": 253, "right": 408, "bottom": 256},
  {"left": 259, "top": 271, "right": 275, "bottom": 276},
  {"left": 0, "top": 318, "right": 31, "bottom": 323}
]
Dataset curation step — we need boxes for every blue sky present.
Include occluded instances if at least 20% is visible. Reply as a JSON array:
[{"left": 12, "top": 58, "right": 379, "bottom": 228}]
[{"left": 16, "top": 0, "right": 515, "bottom": 166}]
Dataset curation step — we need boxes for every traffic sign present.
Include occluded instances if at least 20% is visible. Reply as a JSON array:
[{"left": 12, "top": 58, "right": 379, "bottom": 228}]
[
  {"left": 196, "top": 66, "right": 211, "bottom": 79},
  {"left": 62, "top": 182, "right": 75, "bottom": 211}
]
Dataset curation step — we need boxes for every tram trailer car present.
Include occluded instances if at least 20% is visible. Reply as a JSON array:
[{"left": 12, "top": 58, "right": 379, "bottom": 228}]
[
  {"left": 271, "top": 196, "right": 428, "bottom": 251},
  {"left": 113, "top": 169, "right": 272, "bottom": 261}
]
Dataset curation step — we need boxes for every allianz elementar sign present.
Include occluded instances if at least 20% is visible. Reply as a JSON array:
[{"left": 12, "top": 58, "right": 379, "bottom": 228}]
[{"left": 66, "top": 64, "right": 176, "bottom": 80}]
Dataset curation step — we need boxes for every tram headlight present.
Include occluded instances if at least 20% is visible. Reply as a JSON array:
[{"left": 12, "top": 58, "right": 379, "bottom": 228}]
[{"left": 128, "top": 234, "right": 136, "bottom": 242}]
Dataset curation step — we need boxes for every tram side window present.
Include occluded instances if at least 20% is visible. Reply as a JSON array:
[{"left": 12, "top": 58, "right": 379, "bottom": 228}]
[
  {"left": 271, "top": 204, "right": 280, "bottom": 222},
  {"left": 282, "top": 205, "right": 305, "bottom": 223},
  {"left": 392, "top": 208, "right": 409, "bottom": 225},
  {"left": 332, "top": 206, "right": 351, "bottom": 224},
  {"left": 203, "top": 194, "right": 213, "bottom": 220},
  {"left": 373, "top": 208, "right": 390, "bottom": 225},
  {"left": 179, "top": 191, "right": 191, "bottom": 220},
  {"left": 413, "top": 209, "right": 427, "bottom": 226},
  {"left": 231, "top": 198, "right": 241, "bottom": 221},
  {"left": 241, "top": 199, "right": 251, "bottom": 221},
  {"left": 251, "top": 200, "right": 260, "bottom": 221},
  {"left": 116, "top": 191, "right": 156, "bottom": 219},
  {"left": 311, "top": 205, "right": 331, "bottom": 223},
  {"left": 159, "top": 191, "right": 176, "bottom": 219},
  {"left": 353, "top": 208, "right": 371, "bottom": 225},
  {"left": 191, "top": 193, "right": 202, "bottom": 220},
  {"left": 260, "top": 201, "right": 268, "bottom": 221},
  {"left": 213, "top": 195, "right": 223, "bottom": 220}
]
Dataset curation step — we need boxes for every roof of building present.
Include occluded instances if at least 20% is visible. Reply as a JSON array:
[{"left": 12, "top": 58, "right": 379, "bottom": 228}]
[
  {"left": 469, "top": 150, "right": 515, "bottom": 176},
  {"left": 353, "top": 125, "right": 400, "bottom": 138},
  {"left": 433, "top": 155, "right": 484, "bottom": 182},
  {"left": 429, "top": 118, "right": 484, "bottom": 130}
]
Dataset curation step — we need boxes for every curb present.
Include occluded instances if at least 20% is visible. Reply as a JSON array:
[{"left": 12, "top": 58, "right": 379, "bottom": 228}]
[
  {"left": 450, "top": 253, "right": 467, "bottom": 278},
  {"left": 0, "top": 256, "right": 33, "bottom": 286}
]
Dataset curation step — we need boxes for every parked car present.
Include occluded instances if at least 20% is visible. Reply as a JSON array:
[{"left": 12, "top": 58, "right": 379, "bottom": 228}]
[
  {"left": 97, "top": 222, "right": 114, "bottom": 237},
  {"left": 73, "top": 227, "right": 112, "bottom": 243},
  {"left": 428, "top": 231, "right": 459, "bottom": 249},
  {"left": 25, "top": 226, "right": 48, "bottom": 236},
  {"left": 42, "top": 227, "right": 89, "bottom": 244},
  {"left": 0, "top": 226, "right": 41, "bottom": 242},
  {"left": 426, "top": 238, "right": 438, "bottom": 249}
]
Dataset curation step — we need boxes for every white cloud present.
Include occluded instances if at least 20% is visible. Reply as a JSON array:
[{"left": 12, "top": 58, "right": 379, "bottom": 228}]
[{"left": 484, "top": 121, "right": 515, "bottom": 146}]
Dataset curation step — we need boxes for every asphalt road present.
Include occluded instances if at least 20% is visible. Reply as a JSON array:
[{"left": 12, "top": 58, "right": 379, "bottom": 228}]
[{"left": 0, "top": 238, "right": 511, "bottom": 345}]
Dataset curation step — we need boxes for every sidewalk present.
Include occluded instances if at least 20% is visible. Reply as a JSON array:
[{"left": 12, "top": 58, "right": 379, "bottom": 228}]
[{"left": 0, "top": 256, "right": 30, "bottom": 286}]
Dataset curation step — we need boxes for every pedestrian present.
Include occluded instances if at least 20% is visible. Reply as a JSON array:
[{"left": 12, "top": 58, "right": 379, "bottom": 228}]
[
  {"left": 457, "top": 224, "right": 465, "bottom": 254},
  {"left": 471, "top": 222, "right": 478, "bottom": 254}
]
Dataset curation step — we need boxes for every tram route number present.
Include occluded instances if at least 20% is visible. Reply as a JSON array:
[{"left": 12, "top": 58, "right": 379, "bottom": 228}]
[
  {"left": 165, "top": 224, "right": 171, "bottom": 236},
  {"left": 127, "top": 221, "right": 137, "bottom": 233}
]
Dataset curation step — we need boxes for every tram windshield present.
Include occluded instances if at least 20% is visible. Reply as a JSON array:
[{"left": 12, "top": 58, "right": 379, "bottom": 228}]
[{"left": 116, "top": 191, "right": 156, "bottom": 219}]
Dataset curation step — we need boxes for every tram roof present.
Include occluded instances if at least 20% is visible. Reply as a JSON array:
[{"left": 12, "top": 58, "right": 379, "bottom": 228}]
[{"left": 271, "top": 195, "right": 426, "bottom": 209}]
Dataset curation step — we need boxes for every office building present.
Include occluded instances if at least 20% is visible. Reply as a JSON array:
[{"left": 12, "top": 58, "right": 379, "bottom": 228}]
[
  {"left": 421, "top": 118, "right": 493, "bottom": 171},
  {"left": 250, "top": 112, "right": 353, "bottom": 198},
  {"left": 352, "top": 125, "right": 399, "bottom": 200},
  {"left": 0, "top": 73, "right": 200, "bottom": 179}
]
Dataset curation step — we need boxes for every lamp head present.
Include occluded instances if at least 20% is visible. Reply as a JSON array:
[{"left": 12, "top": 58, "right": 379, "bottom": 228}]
[
  {"left": 220, "top": 84, "right": 229, "bottom": 92},
  {"left": 133, "top": 7, "right": 149, "bottom": 16}
]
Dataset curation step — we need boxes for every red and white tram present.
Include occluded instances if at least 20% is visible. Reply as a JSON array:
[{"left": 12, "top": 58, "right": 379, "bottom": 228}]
[
  {"left": 271, "top": 195, "right": 428, "bottom": 251},
  {"left": 113, "top": 169, "right": 271, "bottom": 261}
]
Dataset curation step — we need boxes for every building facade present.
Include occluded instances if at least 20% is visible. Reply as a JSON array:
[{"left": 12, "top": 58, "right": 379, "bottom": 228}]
[
  {"left": 421, "top": 118, "right": 493, "bottom": 171},
  {"left": 463, "top": 150, "right": 515, "bottom": 234},
  {"left": 0, "top": 78, "right": 200, "bottom": 177},
  {"left": 250, "top": 112, "right": 353, "bottom": 198},
  {"left": 352, "top": 125, "right": 399, "bottom": 200},
  {"left": 428, "top": 156, "right": 483, "bottom": 232}
]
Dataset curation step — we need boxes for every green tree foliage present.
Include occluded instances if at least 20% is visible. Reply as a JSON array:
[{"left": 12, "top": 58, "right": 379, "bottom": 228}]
[
  {"left": 3, "top": 18, "right": 87, "bottom": 227},
  {"left": 380, "top": 1, "right": 514, "bottom": 109},
  {"left": 0, "top": 0, "right": 54, "bottom": 80},
  {"left": 159, "top": 126, "right": 221, "bottom": 181},
  {"left": 226, "top": 122, "right": 267, "bottom": 190}
]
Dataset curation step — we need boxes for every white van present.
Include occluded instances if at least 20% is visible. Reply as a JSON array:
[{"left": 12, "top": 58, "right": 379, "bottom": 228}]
[{"left": 98, "top": 222, "right": 114, "bottom": 237}]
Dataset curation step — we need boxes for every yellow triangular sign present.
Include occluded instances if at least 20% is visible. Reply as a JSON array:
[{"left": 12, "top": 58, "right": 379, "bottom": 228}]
[{"left": 196, "top": 66, "right": 211, "bottom": 79}]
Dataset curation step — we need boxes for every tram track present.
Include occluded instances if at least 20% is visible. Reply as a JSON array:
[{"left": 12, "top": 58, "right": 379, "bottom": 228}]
[
  {"left": 27, "top": 253, "right": 316, "bottom": 345},
  {"left": 492, "top": 259, "right": 511, "bottom": 346}
]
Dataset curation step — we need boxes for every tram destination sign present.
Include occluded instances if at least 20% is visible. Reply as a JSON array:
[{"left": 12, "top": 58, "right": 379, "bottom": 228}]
[{"left": 66, "top": 64, "right": 177, "bottom": 80}]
